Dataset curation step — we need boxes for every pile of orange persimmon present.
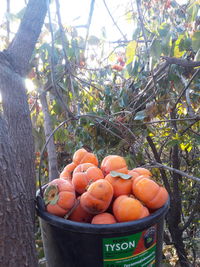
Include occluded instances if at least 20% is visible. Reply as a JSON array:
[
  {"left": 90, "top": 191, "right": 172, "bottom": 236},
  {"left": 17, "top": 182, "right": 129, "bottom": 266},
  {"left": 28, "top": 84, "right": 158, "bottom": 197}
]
[{"left": 44, "top": 148, "right": 169, "bottom": 224}]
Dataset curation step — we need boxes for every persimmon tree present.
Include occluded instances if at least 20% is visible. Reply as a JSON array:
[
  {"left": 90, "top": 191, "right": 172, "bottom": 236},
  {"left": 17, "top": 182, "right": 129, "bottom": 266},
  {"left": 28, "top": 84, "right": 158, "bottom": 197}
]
[{"left": 0, "top": 0, "right": 48, "bottom": 265}]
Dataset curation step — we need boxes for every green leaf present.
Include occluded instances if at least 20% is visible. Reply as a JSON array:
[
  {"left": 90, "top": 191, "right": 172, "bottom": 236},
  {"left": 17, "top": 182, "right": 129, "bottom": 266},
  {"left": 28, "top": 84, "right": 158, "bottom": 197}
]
[
  {"left": 174, "top": 35, "right": 185, "bottom": 57},
  {"left": 157, "top": 23, "right": 170, "bottom": 37},
  {"left": 110, "top": 171, "right": 132, "bottom": 180},
  {"left": 194, "top": 48, "right": 200, "bottom": 61},
  {"left": 187, "top": 3, "right": 199, "bottom": 22},
  {"left": 88, "top": 35, "right": 100, "bottom": 45},
  {"left": 134, "top": 110, "right": 146, "bottom": 120},
  {"left": 192, "top": 31, "right": 200, "bottom": 52},
  {"left": 44, "top": 185, "right": 59, "bottom": 205},
  {"left": 126, "top": 41, "right": 137, "bottom": 65},
  {"left": 150, "top": 39, "right": 162, "bottom": 59}
]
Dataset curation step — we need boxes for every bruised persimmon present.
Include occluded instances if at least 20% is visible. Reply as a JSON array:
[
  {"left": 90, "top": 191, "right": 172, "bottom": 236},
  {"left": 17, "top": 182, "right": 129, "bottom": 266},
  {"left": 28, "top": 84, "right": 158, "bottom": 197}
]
[
  {"left": 101, "top": 155, "right": 128, "bottom": 176},
  {"left": 132, "top": 175, "right": 169, "bottom": 209},
  {"left": 72, "top": 163, "right": 104, "bottom": 194},
  {"left": 105, "top": 173, "right": 132, "bottom": 197},
  {"left": 80, "top": 179, "right": 113, "bottom": 214},
  {"left": 68, "top": 197, "right": 93, "bottom": 223},
  {"left": 73, "top": 148, "right": 98, "bottom": 166},
  {"left": 113, "top": 195, "right": 148, "bottom": 222},
  {"left": 44, "top": 178, "right": 76, "bottom": 217},
  {"left": 60, "top": 162, "right": 77, "bottom": 180},
  {"left": 91, "top": 212, "right": 117, "bottom": 224}
]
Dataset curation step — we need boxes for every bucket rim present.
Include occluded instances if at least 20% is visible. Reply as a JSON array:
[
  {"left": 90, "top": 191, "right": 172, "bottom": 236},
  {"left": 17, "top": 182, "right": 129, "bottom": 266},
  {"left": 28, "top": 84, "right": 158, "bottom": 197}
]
[{"left": 36, "top": 189, "right": 170, "bottom": 234}]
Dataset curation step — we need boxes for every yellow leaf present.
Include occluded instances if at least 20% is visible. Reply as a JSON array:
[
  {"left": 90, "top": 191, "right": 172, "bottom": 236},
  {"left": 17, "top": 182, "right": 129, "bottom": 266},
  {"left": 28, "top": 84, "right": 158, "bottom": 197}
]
[{"left": 126, "top": 41, "right": 137, "bottom": 65}]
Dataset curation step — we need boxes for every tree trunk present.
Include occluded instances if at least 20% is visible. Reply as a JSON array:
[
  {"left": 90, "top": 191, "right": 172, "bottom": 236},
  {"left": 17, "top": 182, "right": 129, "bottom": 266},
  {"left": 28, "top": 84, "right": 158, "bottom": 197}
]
[
  {"left": 40, "top": 90, "right": 59, "bottom": 181},
  {"left": 0, "top": 0, "right": 48, "bottom": 266}
]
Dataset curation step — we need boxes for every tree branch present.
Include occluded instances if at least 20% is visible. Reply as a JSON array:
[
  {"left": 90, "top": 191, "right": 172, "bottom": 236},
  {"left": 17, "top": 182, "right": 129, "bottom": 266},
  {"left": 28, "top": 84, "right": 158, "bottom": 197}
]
[
  {"left": 84, "top": 0, "right": 96, "bottom": 52},
  {"left": 173, "top": 68, "right": 200, "bottom": 110},
  {"left": 150, "top": 162, "right": 200, "bottom": 183},
  {"left": 39, "top": 89, "right": 59, "bottom": 181},
  {"left": 180, "top": 185, "right": 200, "bottom": 232},
  {"left": 6, "top": 0, "right": 47, "bottom": 76},
  {"left": 146, "top": 136, "right": 172, "bottom": 194},
  {"left": 163, "top": 56, "right": 200, "bottom": 68},
  {"left": 103, "top": 0, "right": 127, "bottom": 41}
]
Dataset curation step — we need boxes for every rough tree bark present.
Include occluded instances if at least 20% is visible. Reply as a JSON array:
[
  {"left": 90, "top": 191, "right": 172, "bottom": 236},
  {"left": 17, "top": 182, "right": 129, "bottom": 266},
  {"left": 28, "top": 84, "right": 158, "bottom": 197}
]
[{"left": 0, "top": 0, "right": 48, "bottom": 266}]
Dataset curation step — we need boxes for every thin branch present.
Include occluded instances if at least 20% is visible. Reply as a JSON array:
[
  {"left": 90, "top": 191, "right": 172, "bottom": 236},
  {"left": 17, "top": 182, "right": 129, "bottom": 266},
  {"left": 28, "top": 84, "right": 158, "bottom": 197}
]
[
  {"left": 130, "top": 116, "right": 200, "bottom": 126},
  {"left": 46, "top": 0, "right": 74, "bottom": 118},
  {"left": 180, "top": 118, "right": 200, "bottom": 136},
  {"left": 84, "top": 0, "right": 96, "bottom": 51},
  {"left": 55, "top": 0, "right": 79, "bottom": 115},
  {"left": 6, "top": 0, "right": 10, "bottom": 45},
  {"left": 172, "top": 68, "right": 200, "bottom": 110},
  {"left": 102, "top": 0, "right": 127, "bottom": 41},
  {"left": 136, "top": 0, "right": 150, "bottom": 70},
  {"left": 146, "top": 136, "right": 172, "bottom": 194},
  {"left": 180, "top": 185, "right": 200, "bottom": 232},
  {"left": 150, "top": 162, "right": 200, "bottom": 183},
  {"left": 163, "top": 56, "right": 200, "bottom": 68}
]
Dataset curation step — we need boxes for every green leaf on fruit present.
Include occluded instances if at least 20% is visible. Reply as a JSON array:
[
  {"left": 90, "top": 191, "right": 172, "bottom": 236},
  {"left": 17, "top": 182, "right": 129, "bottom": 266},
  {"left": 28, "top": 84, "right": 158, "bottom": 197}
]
[
  {"left": 44, "top": 184, "right": 59, "bottom": 205},
  {"left": 110, "top": 171, "right": 132, "bottom": 180}
]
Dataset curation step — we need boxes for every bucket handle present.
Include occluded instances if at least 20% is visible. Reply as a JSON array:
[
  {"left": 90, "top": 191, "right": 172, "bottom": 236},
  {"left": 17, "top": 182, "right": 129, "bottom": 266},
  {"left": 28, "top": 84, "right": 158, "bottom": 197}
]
[{"left": 37, "top": 113, "right": 124, "bottom": 198}]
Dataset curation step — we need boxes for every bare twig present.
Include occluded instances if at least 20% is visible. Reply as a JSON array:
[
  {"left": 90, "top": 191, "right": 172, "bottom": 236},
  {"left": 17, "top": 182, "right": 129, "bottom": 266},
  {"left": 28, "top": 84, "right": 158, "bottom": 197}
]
[
  {"left": 162, "top": 56, "right": 200, "bottom": 68},
  {"left": 180, "top": 185, "right": 200, "bottom": 232},
  {"left": 146, "top": 136, "right": 172, "bottom": 194},
  {"left": 150, "top": 162, "right": 200, "bottom": 183},
  {"left": 181, "top": 118, "right": 200, "bottom": 136},
  {"left": 136, "top": 0, "right": 150, "bottom": 70},
  {"left": 102, "top": 0, "right": 127, "bottom": 41},
  {"left": 172, "top": 68, "right": 200, "bottom": 110},
  {"left": 84, "top": 0, "right": 95, "bottom": 52},
  {"left": 6, "top": 0, "right": 10, "bottom": 45},
  {"left": 46, "top": 0, "right": 74, "bottom": 118}
]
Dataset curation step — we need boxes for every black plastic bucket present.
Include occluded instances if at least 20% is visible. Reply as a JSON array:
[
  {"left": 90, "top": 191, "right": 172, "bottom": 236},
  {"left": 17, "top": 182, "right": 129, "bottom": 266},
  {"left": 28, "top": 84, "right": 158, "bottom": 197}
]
[{"left": 36, "top": 192, "right": 169, "bottom": 267}]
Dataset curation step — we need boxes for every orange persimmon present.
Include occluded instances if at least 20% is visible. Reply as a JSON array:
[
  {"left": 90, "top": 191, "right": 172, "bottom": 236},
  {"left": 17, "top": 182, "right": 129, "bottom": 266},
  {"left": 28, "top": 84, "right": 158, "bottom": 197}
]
[
  {"left": 91, "top": 212, "right": 117, "bottom": 224},
  {"left": 72, "top": 163, "right": 104, "bottom": 194},
  {"left": 60, "top": 162, "right": 77, "bottom": 180},
  {"left": 80, "top": 179, "right": 114, "bottom": 214},
  {"left": 131, "top": 167, "right": 152, "bottom": 177},
  {"left": 113, "top": 195, "right": 148, "bottom": 222},
  {"left": 44, "top": 178, "right": 76, "bottom": 217},
  {"left": 132, "top": 175, "right": 169, "bottom": 209},
  {"left": 105, "top": 173, "right": 132, "bottom": 197},
  {"left": 73, "top": 148, "right": 98, "bottom": 166},
  {"left": 101, "top": 155, "right": 128, "bottom": 176},
  {"left": 68, "top": 197, "right": 93, "bottom": 223}
]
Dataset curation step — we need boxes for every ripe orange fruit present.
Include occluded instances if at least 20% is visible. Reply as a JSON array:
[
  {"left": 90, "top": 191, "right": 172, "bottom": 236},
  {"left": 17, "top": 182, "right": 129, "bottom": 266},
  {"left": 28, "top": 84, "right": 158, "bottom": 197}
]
[
  {"left": 91, "top": 213, "right": 117, "bottom": 224},
  {"left": 131, "top": 167, "right": 152, "bottom": 177},
  {"left": 113, "top": 195, "right": 148, "bottom": 222},
  {"left": 80, "top": 179, "right": 114, "bottom": 214},
  {"left": 101, "top": 155, "right": 128, "bottom": 176},
  {"left": 44, "top": 178, "right": 76, "bottom": 217},
  {"left": 60, "top": 162, "right": 77, "bottom": 180},
  {"left": 68, "top": 197, "right": 93, "bottom": 223},
  {"left": 72, "top": 163, "right": 104, "bottom": 194},
  {"left": 132, "top": 175, "right": 169, "bottom": 209},
  {"left": 105, "top": 173, "right": 132, "bottom": 197},
  {"left": 73, "top": 148, "right": 98, "bottom": 166}
]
